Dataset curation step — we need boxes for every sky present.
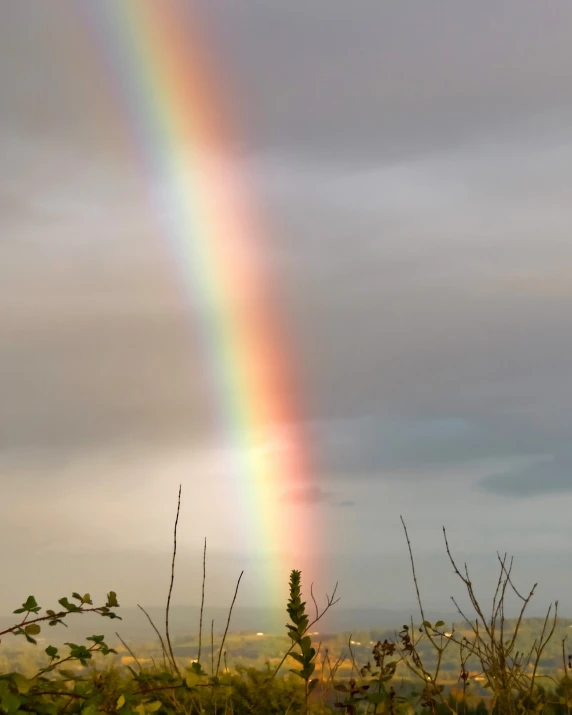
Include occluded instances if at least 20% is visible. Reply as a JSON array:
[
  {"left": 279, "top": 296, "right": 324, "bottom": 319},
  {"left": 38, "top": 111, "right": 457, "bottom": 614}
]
[{"left": 2, "top": 0, "right": 572, "bottom": 618}]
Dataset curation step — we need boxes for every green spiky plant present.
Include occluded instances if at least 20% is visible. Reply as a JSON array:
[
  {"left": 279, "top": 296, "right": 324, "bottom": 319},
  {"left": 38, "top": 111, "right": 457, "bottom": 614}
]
[
  {"left": 286, "top": 569, "right": 320, "bottom": 713},
  {"left": 281, "top": 570, "right": 340, "bottom": 714}
]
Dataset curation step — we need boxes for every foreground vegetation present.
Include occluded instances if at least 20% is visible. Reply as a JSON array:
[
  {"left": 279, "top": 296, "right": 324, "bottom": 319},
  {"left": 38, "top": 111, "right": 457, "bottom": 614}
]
[{"left": 2, "top": 488, "right": 572, "bottom": 713}]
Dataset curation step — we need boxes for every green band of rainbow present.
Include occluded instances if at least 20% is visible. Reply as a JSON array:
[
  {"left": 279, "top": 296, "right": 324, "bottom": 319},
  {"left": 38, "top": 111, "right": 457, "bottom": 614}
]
[{"left": 79, "top": 1, "right": 321, "bottom": 604}]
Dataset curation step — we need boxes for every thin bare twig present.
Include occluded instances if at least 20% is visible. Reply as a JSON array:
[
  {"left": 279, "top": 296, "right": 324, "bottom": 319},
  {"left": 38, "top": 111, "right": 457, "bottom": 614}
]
[
  {"left": 115, "top": 632, "right": 144, "bottom": 673},
  {"left": 400, "top": 516, "right": 427, "bottom": 626},
  {"left": 497, "top": 551, "right": 528, "bottom": 602},
  {"left": 310, "top": 582, "right": 319, "bottom": 622},
  {"left": 165, "top": 484, "right": 182, "bottom": 678},
  {"left": 216, "top": 571, "right": 244, "bottom": 676},
  {"left": 197, "top": 537, "right": 207, "bottom": 664},
  {"left": 211, "top": 619, "right": 215, "bottom": 676},
  {"left": 137, "top": 604, "right": 169, "bottom": 673}
]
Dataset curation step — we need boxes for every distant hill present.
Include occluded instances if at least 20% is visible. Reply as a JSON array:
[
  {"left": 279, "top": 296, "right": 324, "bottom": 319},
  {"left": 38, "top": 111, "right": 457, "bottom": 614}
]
[{"left": 0, "top": 604, "right": 467, "bottom": 647}]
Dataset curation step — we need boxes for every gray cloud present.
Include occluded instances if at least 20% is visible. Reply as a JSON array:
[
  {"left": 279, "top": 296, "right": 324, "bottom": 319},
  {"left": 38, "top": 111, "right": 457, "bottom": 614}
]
[
  {"left": 2, "top": 0, "right": 572, "bottom": 609},
  {"left": 305, "top": 417, "right": 538, "bottom": 476},
  {"left": 283, "top": 485, "right": 355, "bottom": 507},
  {"left": 206, "top": 0, "right": 572, "bottom": 161},
  {"left": 480, "top": 454, "right": 572, "bottom": 498}
]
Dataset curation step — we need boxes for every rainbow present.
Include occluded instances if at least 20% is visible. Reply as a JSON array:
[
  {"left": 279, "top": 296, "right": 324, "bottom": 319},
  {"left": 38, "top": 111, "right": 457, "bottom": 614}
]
[{"left": 79, "top": 1, "right": 319, "bottom": 603}]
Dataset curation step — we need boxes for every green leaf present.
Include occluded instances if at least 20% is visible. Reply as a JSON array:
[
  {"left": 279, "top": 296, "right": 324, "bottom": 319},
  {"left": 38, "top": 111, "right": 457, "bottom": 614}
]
[
  {"left": 59, "top": 670, "right": 78, "bottom": 680},
  {"left": 300, "top": 635, "right": 312, "bottom": 652},
  {"left": 309, "top": 678, "right": 320, "bottom": 694},
  {"left": 10, "top": 673, "right": 30, "bottom": 694},
  {"left": 301, "top": 663, "right": 316, "bottom": 679},
  {"left": 24, "top": 623, "right": 41, "bottom": 636},
  {"left": 1, "top": 692, "right": 22, "bottom": 713},
  {"left": 288, "top": 669, "right": 305, "bottom": 679},
  {"left": 86, "top": 634, "right": 105, "bottom": 644},
  {"left": 23, "top": 596, "right": 38, "bottom": 610},
  {"left": 191, "top": 661, "right": 206, "bottom": 676},
  {"left": 58, "top": 597, "right": 79, "bottom": 612},
  {"left": 185, "top": 671, "right": 201, "bottom": 688},
  {"left": 367, "top": 692, "right": 386, "bottom": 705},
  {"left": 435, "top": 620, "right": 445, "bottom": 628}
]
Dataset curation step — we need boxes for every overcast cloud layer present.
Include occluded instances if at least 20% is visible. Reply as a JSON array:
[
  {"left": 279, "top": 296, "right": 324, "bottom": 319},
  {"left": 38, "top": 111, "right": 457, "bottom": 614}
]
[{"left": 2, "top": 0, "right": 572, "bottom": 613}]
